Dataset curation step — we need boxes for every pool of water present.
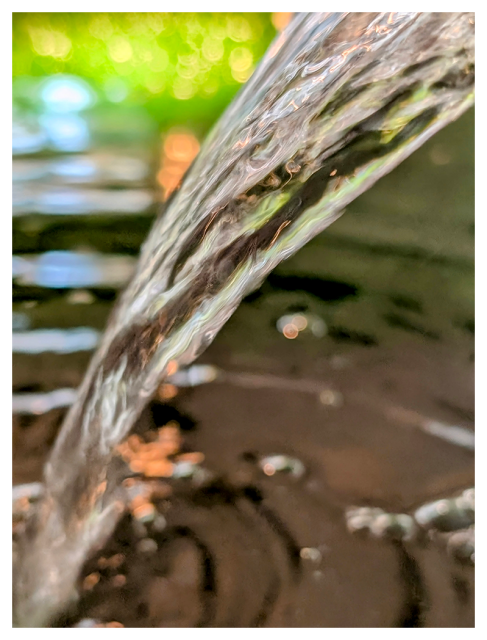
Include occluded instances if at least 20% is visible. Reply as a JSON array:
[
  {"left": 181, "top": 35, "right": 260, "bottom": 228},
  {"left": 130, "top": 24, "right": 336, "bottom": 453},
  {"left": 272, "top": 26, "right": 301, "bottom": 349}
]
[{"left": 12, "top": 79, "right": 474, "bottom": 627}]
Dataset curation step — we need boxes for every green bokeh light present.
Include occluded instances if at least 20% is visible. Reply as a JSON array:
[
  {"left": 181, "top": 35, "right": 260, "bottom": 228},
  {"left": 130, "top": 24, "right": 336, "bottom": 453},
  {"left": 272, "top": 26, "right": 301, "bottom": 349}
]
[{"left": 13, "top": 13, "right": 276, "bottom": 133}]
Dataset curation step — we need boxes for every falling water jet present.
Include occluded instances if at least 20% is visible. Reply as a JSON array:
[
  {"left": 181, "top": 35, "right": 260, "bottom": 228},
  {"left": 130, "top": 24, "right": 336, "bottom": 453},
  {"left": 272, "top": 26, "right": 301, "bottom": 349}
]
[{"left": 13, "top": 12, "right": 474, "bottom": 627}]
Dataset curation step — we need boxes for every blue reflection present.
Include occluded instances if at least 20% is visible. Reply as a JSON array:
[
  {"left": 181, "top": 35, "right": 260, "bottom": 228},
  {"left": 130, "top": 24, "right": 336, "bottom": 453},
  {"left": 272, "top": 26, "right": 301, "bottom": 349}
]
[
  {"left": 13, "top": 388, "right": 78, "bottom": 415},
  {"left": 40, "top": 75, "right": 96, "bottom": 113},
  {"left": 40, "top": 113, "right": 90, "bottom": 152},
  {"left": 35, "top": 251, "right": 101, "bottom": 288},
  {"left": 12, "top": 121, "right": 48, "bottom": 155},
  {"left": 12, "top": 255, "right": 30, "bottom": 278},
  {"left": 12, "top": 328, "right": 100, "bottom": 354},
  {"left": 13, "top": 251, "right": 135, "bottom": 288},
  {"left": 36, "top": 188, "right": 91, "bottom": 215},
  {"left": 50, "top": 157, "right": 97, "bottom": 180}
]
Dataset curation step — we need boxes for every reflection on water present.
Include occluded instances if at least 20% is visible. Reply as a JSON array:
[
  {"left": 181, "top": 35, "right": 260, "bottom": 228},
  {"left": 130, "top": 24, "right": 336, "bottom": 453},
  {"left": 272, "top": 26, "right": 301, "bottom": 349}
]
[
  {"left": 14, "top": 155, "right": 150, "bottom": 185},
  {"left": 12, "top": 328, "right": 100, "bottom": 354},
  {"left": 13, "top": 251, "right": 135, "bottom": 288},
  {"left": 13, "top": 388, "right": 78, "bottom": 415},
  {"left": 13, "top": 186, "right": 153, "bottom": 216},
  {"left": 12, "top": 119, "right": 48, "bottom": 155}
]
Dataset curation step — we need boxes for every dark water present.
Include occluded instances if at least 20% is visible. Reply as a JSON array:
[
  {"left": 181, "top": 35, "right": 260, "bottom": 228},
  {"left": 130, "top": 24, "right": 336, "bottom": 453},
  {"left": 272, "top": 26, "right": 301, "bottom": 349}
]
[{"left": 13, "top": 78, "right": 474, "bottom": 627}]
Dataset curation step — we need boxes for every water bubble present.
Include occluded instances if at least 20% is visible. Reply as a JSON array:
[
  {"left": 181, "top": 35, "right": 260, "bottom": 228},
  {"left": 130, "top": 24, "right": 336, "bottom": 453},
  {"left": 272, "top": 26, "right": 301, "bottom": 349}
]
[
  {"left": 461, "top": 487, "right": 475, "bottom": 509},
  {"left": 345, "top": 507, "right": 385, "bottom": 534},
  {"left": 436, "top": 500, "right": 450, "bottom": 515},
  {"left": 370, "top": 513, "right": 417, "bottom": 541},
  {"left": 346, "top": 507, "right": 418, "bottom": 542},
  {"left": 369, "top": 514, "right": 393, "bottom": 538},
  {"left": 446, "top": 527, "right": 475, "bottom": 565},
  {"left": 277, "top": 313, "right": 327, "bottom": 339},
  {"left": 414, "top": 498, "right": 474, "bottom": 532},
  {"left": 259, "top": 454, "right": 306, "bottom": 479},
  {"left": 300, "top": 547, "right": 322, "bottom": 563},
  {"left": 395, "top": 514, "right": 418, "bottom": 542}
]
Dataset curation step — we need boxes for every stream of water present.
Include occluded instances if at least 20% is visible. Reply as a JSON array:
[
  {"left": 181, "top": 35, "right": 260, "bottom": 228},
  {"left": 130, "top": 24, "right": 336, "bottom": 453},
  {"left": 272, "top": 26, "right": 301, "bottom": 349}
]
[{"left": 13, "top": 12, "right": 475, "bottom": 627}]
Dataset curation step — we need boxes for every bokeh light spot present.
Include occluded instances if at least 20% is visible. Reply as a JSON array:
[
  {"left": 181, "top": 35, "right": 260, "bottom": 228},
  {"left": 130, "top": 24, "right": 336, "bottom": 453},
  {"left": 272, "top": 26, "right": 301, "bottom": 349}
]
[
  {"left": 227, "top": 16, "right": 252, "bottom": 42},
  {"left": 89, "top": 14, "right": 114, "bottom": 40},
  {"left": 172, "top": 78, "right": 196, "bottom": 100},
  {"left": 202, "top": 37, "right": 224, "bottom": 62},
  {"left": 229, "top": 47, "right": 253, "bottom": 72},
  {"left": 271, "top": 13, "right": 293, "bottom": 31},
  {"left": 283, "top": 324, "right": 299, "bottom": 339},
  {"left": 148, "top": 47, "right": 169, "bottom": 73},
  {"left": 164, "top": 131, "right": 200, "bottom": 162},
  {"left": 158, "top": 129, "right": 200, "bottom": 197},
  {"left": 29, "top": 28, "right": 72, "bottom": 59},
  {"left": 108, "top": 36, "right": 133, "bottom": 63},
  {"left": 40, "top": 75, "right": 95, "bottom": 113}
]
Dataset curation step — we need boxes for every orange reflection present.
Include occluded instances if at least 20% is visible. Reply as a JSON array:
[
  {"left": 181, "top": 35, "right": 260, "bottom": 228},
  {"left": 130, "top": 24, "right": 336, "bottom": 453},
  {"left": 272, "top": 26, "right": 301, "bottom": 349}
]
[
  {"left": 164, "top": 132, "right": 200, "bottom": 162},
  {"left": 157, "top": 130, "right": 200, "bottom": 199},
  {"left": 116, "top": 422, "right": 195, "bottom": 477},
  {"left": 283, "top": 324, "right": 299, "bottom": 339},
  {"left": 157, "top": 383, "right": 178, "bottom": 400},
  {"left": 82, "top": 572, "right": 100, "bottom": 591},
  {"left": 271, "top": 13, "right": 293, "bottom": 31}
]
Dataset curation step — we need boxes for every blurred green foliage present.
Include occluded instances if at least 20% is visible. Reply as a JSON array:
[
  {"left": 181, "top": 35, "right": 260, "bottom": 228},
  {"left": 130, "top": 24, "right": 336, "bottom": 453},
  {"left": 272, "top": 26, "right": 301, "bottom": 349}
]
[{"left": 12, "top": 13, "right": 276, "bottom": 133}]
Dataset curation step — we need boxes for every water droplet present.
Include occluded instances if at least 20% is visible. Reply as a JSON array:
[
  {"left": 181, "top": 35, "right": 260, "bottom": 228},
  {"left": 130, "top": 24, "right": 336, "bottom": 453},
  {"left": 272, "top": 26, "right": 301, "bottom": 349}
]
[
  {"left": 276, "top": 313, "right": 327, "bottom": 339},
  {"left": 258, "top": 454, "right": 306, "bottom": 478},
  {"left": 300, "top": 547, "right": 322, "bottom": 563}
]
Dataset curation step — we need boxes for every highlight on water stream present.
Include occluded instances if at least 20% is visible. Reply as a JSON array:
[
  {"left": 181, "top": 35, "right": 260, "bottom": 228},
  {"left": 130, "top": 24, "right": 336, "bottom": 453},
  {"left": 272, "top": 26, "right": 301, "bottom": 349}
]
[{"left": 12, "top": 12, "right": 474, "bottom": 628}]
